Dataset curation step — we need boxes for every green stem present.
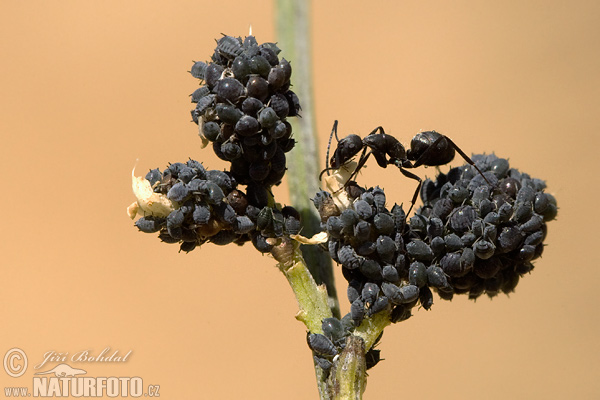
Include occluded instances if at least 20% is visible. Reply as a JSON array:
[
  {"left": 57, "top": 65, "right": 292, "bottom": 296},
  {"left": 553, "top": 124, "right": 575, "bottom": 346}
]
[
  {"left": 275, "top": 0, "right": 339, "bottom": 319},
  {"left": 276, "top": 244, "right": 333, "bottom": 399},
  {"left": 329, "top": 336, "right": 366, "bottom": 400}
]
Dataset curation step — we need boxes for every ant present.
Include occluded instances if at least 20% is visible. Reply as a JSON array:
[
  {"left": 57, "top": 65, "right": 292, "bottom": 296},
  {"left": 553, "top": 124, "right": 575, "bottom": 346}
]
[{"left": 321, "top": 120, "right": 491, "bottom": 215}]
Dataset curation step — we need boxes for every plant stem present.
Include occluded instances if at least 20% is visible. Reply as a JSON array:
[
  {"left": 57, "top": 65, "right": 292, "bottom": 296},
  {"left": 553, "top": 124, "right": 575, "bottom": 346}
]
[
  {"left": 276, "top": 244, "right": 333, "bottom": 399},
  {"left": 274, "top": 0, "right": 339, "bottom": 319}
]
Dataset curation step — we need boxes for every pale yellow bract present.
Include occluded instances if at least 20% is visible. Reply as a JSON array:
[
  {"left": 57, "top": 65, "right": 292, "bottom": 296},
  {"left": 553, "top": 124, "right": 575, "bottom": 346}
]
[{"left": 126, "top": 165, "right": 176, "bottom": 220}]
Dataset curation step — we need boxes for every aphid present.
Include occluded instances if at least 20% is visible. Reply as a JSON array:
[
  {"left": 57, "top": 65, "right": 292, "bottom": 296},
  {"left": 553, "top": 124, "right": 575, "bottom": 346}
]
[
  {"left": 214, "top": 77, "right": 244, "bottom": 103},
  {"left": 234, "top": 216, "right": 255, "bottom": 234},
  {"left": 473, "top": 257, "right": 502, "bottom": 279},
  {"left": 166, "top": 209, "right": 185, "bottom": 229},
  {"left": 284, "top": 90, "right": 301, "bottom": 116},
  {"left": 520, "top": 214, "right": 544, "bottom": 233},
  {"left": 190, "top": 61, "right": 207, "bottom": 80},
  {"left": 216, "top": 35, "right": 243, "bottom": 58},
  {"left": 426, "top": 265, "right": 450, "bottom": 289},
  {"left": 216, "top": 104, "right": 243, "bottom": 125},
  {"left": 179, "top": 241, "right": 197, "bottom": 253},
  {"left": 449, "top": 205, "right": 477, "bottom": 233},
  {"left": 419, "top": 285, "right": 434, "bottom": 310},
  {"left": 192, "top": 205, "right": 211, "bottom": 225},
  {"left": 382, "top": 265, "right": 400, "bottom": 282},
  {"left": 322, "top": 317, "right": 345, "bottom": 342},
  {"left": 461, "top": 232, "right": 477, "bottom": 247},
  {"left": 204, "top": 64, "right": 224, "bottom": 89},
  {"left": 430, "top": 236, "right": 446, "bottom": 256},
  {"left": 213, "top": 203, "right": 237, "bottom": 226},
  {"left": 473, "top": 240, "right": 496, "bottom": 259},
  {"left": 270, "top": 92, "right": 289, "bottom": 119},
  {"left": 376, "top": 236, "right": 396, "bottom": 263},
  {"left": 326, "top": 216, "right": 343, "bottom": 238},
  {"left": 365, "top": 348, "right": 382, "bottom": 370},
  {"left": 440, "top": 252, "right": 465, "bottom": 277},
  {"left": 406, "top": 240, "right": 434, "bottom": 261},
  {"left": 337, "top": 245, "right": 363, "bottom": 270},
  {"left": 246, "top": 75, "right": 269, "bottom": 102},
  {"left": 353, "top": 220, "right": 371, "bottom": 242},
  {"left": 158, "top": 229, "right": 180, "bottom": 244},
  {"left": 203, "top": 181, "right": 225, "bottom": 205},
  {"left": 193, "top": 94, "right": 217, "bottom": 123},
  {"left": 313, "top": 356, "right": 333, "bottom": 372},
  {"left": 190, "top": 85, "right": 211, "bottom": 103},
  {"left": 444, "top": 233, "right": 463, "bottom": 251},
  {"left": 249, "top": 55, "right": 271, "bottom": 78},
  {"left": 361, "top": 283, "right": 380, "bottom": 306},
  {"left": 353, "top": 199, "right": 373, "bottom": 220},
  {"left": 166, "top": 182, "right": 190, "bottom": 203},
  {"left": 356, "top": 241, "right": 376, "bottom": 256},
  {"left": 257, "top": 207, "right": 273, "bottom": 231},
  {"left": 350, "top": 298, "right": 365, "bottom": 326},
  {"left": 408, "top": 262, "right": 428, "bottom": 288},
  {"left": 135, "top": 216, "right": 166, "bottom": 233},
  {"left": 427, "top": 217, "right": 444, "bottom": 238},
  {"left": 207, "top": 171, "right": 233, "bottom": 192},
  {"left": 313, "top": 191, "right": 340, "bottom": 223},
  {"left": 381, "top": 282, "right": 403, "bottom": 305},
  {"left": 210, "top": 230, "right": 237, "bottom": 246},
  {"left": 235, "top": 115, "right": 260, "bottom": 137},
  {"left": 307, "top": 333, "right": 338, "bottom": 356},
  {"left": 251, "top": 232, "right": 273, "bottom": 253},
  {"left": 373, "top": 213, "right": 394, "bottom": 236},
  {"left": 518, "top": 244, "right": 536, "bottom": 261},
  {"left": 360, "top": 259, "right": 383, "bottom": 280},
  {"left": 368, "top": 296, "right": 389, "bottom": 316},
  {"left": 390, "top": 304, "right": 412, "bottom": 323},
  {"left": 347, "top": 281, "right": 360, "bottom": 303},
  {"left": 201, "top": 120, "right": 221, "bottom": 141},
  {"left": 283, "top": 214, "right": 301, "bottom": 235},
  {"left": 267, "top": 67, "right": 286, "bottom": 90},
  {"left": 432, "top": 198, "right": 454, "bottom": 221},
  {"left": 248, "top": 161, "right": 269, "bottom": 181},
  {"left": 496, "top": 226, "right": 524, "bottom": 253}
]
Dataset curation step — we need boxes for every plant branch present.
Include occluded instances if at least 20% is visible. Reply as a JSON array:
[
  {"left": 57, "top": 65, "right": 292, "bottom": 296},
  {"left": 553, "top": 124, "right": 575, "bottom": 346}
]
[{"left": 275, "top": 0, "right": 339, "bottom": 319}]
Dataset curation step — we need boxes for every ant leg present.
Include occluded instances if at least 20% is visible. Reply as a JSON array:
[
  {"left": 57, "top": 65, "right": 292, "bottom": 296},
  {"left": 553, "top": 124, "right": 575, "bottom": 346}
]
[
  {"left": 323, "top": 120, "right": 339, "bottom": 177},
  {"left": 396, "top": 165, "right": 422, "bottom": 217},
  {"left": 412, "top": 135, "right": 492, "bottom": 186},
  {"left": 344, "top": 146, "right": 371, "bottom": 185},
  {"left": 442, "top": 136, "right": 493, "bottom": 186}
]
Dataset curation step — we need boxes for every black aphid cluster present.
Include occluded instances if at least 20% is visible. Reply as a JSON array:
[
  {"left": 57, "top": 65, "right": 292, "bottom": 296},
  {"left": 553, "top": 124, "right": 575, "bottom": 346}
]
[
  {"left": 313, "top": 186, "right": 421, "bottom": 329},
  {"left": 314, "top": 154, "right": 557, "bottom": 334},
  {"left": 134, "top": 159, "right": 301, "bottom": 253},
  {"left": 413, "top": 153, "right": 557, "bottom": 300},
  {"left": 189, "top": 34, "right": 300, "bottom": 187},
  {"left": 307, "top": 317, "right": 384, "bottom": 373}
]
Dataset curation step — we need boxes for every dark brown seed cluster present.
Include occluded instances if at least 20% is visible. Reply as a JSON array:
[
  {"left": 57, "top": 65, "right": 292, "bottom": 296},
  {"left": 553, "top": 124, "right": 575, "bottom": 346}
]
[
  {"left": 189, "top": 34, "right": 300, "bottom": 188},
  {"left": 134, "top": 159, "right": 301, "bottom": 253},
  {"left": 315, "top": 153, "right": 558, "bottom": 332}
]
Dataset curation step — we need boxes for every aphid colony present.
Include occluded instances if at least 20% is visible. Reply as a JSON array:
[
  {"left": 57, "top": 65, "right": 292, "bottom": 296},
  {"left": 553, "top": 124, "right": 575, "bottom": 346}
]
[
  {"left": 134, "top": 159, "right": 301, "bottom": 253},
  {"left": 190, "top": 34, "right": 299, "bottom": 187},
  {"left": 313, "top": 154, "right": 557, "bottom": 329},
  {"left": 302, "top": 153, "right": 557, "bottom": 371}
]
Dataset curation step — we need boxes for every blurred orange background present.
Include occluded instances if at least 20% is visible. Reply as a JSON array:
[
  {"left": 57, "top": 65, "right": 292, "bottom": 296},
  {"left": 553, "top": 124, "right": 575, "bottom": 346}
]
[{"left": 1, "top": 1, "right": 598, "bottom": 399}]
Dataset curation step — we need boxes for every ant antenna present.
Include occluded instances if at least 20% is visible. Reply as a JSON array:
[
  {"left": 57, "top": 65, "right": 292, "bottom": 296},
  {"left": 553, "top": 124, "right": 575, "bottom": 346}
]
[{"left": 324, "top": 120, "right": 339, "bottom": 177}]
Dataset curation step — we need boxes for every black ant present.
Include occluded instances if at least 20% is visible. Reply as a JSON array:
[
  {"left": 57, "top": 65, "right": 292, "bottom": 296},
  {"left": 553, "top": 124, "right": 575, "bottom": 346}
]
[{"left": 321, "top": 120, "right": 491, "bottom": 215}]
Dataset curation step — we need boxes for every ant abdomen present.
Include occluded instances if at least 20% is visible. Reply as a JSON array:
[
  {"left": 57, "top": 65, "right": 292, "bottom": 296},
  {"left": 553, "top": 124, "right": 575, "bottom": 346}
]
[{"left": 407, "top": 131, "right": 455, "bottom": 167}]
